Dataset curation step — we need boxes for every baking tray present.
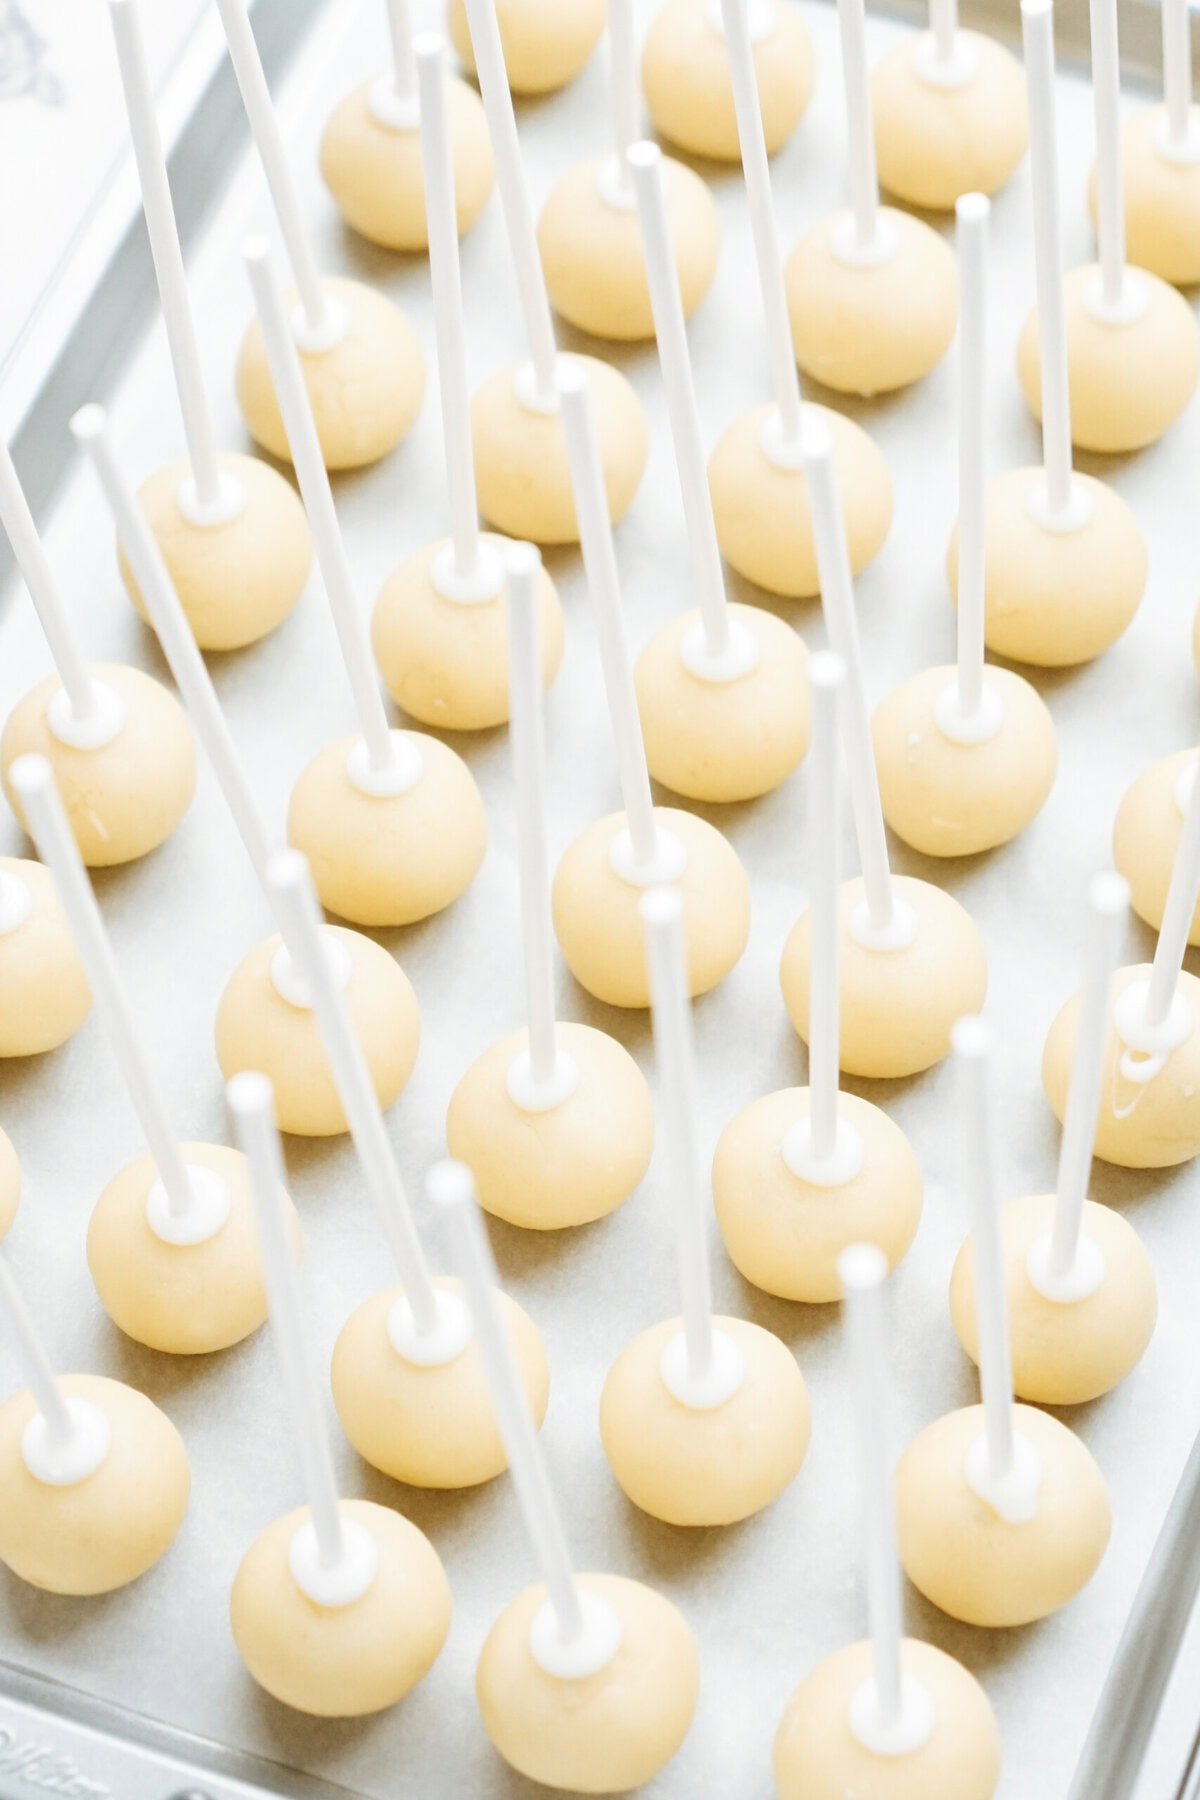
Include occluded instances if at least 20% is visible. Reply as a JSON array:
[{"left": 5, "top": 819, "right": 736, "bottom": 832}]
[{"left": 1, "top": 1, "right": 1199, "bottom": 1795}]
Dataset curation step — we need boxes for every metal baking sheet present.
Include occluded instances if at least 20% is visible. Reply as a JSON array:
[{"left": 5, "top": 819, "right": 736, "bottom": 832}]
[{"left": 2, "top": 2, "right": 1199, "bottom": 1795}]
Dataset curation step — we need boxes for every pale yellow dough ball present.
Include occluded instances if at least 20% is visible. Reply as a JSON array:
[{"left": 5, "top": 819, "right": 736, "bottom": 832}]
[
  {"left": 712, "top": 1088, "right": 923, "bottom": 1303},
  {"left": 477, "top": 1573, "right": 699, "bottom": 1791},
  {"left": 87, "top": 1143, "right": 299, "bottom": 1356},
  {"left": 600, "top": 1314, "right": 811, "bottom": 1525},
  {"left": 1113, "top": 750, "right": 1198, "bottom": 940},
  {"left": 237, "top": 277, "right": 424, "bottom": 471},
  {"left": 781, "top": 875, "right": 987, "bottom": 1079},
  {"left": 872, "top": 31, "right": 1028, "bottom": 211},
  {"left": 1043, "top": 963, "right": 1200, "bottom": 1168},
  {"left": 896, "top": 1401, "right": 1110, "bottom": 1626},
  {"left": 775, "top": 1638, "right": 1002, "bottom": 1800},
  {"left": 1017, "top": 263, "right": 1200, "bottom": 454},
  {"left": 0, "top": 857, "right": 90, "bottom": 1058},
  {"left": 371, "top": 535, "right": 563, "bottom": 730},
  {"left": 332, "top": 1276, "right": 549, "bottom": 1486},
  {"left": 642, "top": 0, "right": 813, "bottom": 162},
  {"left": 871, "top": 664, "right": 1057, "bottom": 857},
  {"left": 538, "top": 155, "right": 719, "bottom": 342},
  {"left": 708, "top": 401, "right": 892, "bottom": 599},
  {"left": 552, "top": 807, "right": 750, "bottom": 1008},
  {"left": 0, "top": 1128, "right": 18, "bottom": 1239},
  {"left": 786, "top": 210, "right": 958, "bottom": 396},
  {"left": 119, "top": 453, "right": 311, "bottom": 651},
  {"left": 950, "top": 1192, "right": 1156, "bottom": 1406},
  {"left": 215, "top": 927, "right": 419, "bottom": 1136},
  {"left": 320, "top": 76, "right": 493, "bottom": 251},
  {"left": 634, "top": 604, "right": 809, "bottom": 803},
  {"left": 287, "top": 731, "right": 486, "bottom": 926},
  {"left": 449, "top": 0, "right": 605, "bottom": 95},
  {"left": 1090, "top": 107, "right": 1200, "bottom": 288},
  {"left": 0, "top": 1373, "right": 189, "bottom": 1594},
  {"left": 231, "top": 1499, "right": 450, "bottom": 1715},
  {"left": 2, "top": 664, "right": 195, "bottom": 867},
  {"left": 472, "top": 355, "right": 647, "bottom": 544},
  {"left": 946, "top": 467, "right": 1146, "bottom": 667},
  {"left": 446, "top": 1022, "right": 654, "bottom": 1228}
]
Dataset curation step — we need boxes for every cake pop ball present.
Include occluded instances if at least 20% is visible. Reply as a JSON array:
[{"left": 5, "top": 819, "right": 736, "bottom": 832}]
[
  {"left": 449, "top": 0, "right": 604, "bottom": 95},
  {"left": 1113, "top": 751, "right": 1200, "bottom": 940},
  {"left": 0, "top": 1131, "right": 17, "bottom": 1239},
  {"left": 642, "top": 0, "right": 813, "bottom": 163},
  {"left": 1094, "top": 109, "right": 1200, "bottom": 287},
  {"left": 0, "top": 857, "right": 90, "bottom": 1057},
  {"left": 871, "top": 31, "right": 1029, "bottom": 211}
]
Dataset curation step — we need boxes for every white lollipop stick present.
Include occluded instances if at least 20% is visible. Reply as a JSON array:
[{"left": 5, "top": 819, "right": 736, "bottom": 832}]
[
  {"left": 838, "top": 0, "right": 882, "bottom": 254},
  {"left": 0, "top": 440, "right": 96, "bottom": 721},
  {"left": 608, "top": 0, "right": 640, "bottom": 196},
  {"left": 0, "top": 1253, "right": 112, "bottom": 1484},
  {"left": 242, "top": 237, "right": 399, "bottom": 781},
  {"left": 1162, "top": 0, "right": 1196, "bottom": 153},
  {"left": 953, "top": 193, "right": 988, "bottom": 726},
  {"left": 460, "top": 0, "right": 558, "bottom": 402},
  {"left": 1144, "top": 747, "right": 1200, "bottom": 1031},
  {"left": 1089, "top": 0, "right": 1129, "bottom": 314},
  {"left": 806, "top": 656, "right": 845, "bottom": 1163},
  {"left": 721, "top": 0, "right": 804, "bottom": 448},
  {"left": 0, "top": 1254, "right": 74, "bottom": 1449},
  {"left": 385, "top": 0, "right": 416, "bottom": 103},
  {"left": 1022, "top": 0, "right": 1076, "bottom": 522},
  {"left": 108, "top": 0, "right": 226, "bottom": 515},
  {"left": 930, "top": 0, "right": 958, "bottom": 62}
]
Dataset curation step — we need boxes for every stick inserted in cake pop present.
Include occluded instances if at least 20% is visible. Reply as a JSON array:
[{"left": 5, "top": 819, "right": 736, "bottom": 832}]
[{"left": 642, "top": 0, "right": 812, "bottom": 165}]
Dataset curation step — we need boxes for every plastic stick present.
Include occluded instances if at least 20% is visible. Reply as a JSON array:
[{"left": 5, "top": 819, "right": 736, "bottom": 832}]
[
  {"left": 506, "top": 544, "right": 559, "bottom": 1087},
  {"left": 0, "top": 440, "right": 96, "bottom": 720},
  {"left": 608, "top": 0, "right": 640, "bottom": 192},
  {"left": 953, "top": 1016, "right": 1016, "bottom": 1485},
  {"left": 807, "top": 655, "right": 845, "bottom": 1161},
  {"left": 838, "top": 0, "right": 881, "bottom": 251},
  {"left": 0, "top": 1253, "right": 75, "bottom": 1446},
  {"left": 1089, "top": 0, "right": 1128, "bottom": 311},
  {"left": 1146, "top": 752, "right": 1200, "bottom": 1028},
  {"left": 1022, "top": 0, "right": 1075, "bottom": 518},
  {"left": 386, "top": 0, "right": 416, "bottom": 102},
  {"left": 955, "top": 193, "right": 988, "bottom": 720},
  {"left": 1162, "top": 0, "right": 1195, "bottom": 149},
  {"left": 929, "top": 0, "right": 958, "bottom": 61}
]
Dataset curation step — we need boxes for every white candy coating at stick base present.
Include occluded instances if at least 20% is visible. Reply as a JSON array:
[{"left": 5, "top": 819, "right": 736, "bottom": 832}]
[
  {"left": 1146, "top": 744, "right": 1200, "bottom": 1028},
  {"left": 608, "top": 0, "right": 640, "bottom": 193},
  {"left": 838, "top": 0, "right": 881, "bottom": 250},
  {"left": 1022, "top": 0, "right": 1075, "bottom": 518},
  {"left": 955, "top": 194, "right": 988, "bottom": 721},
  {"left": 0, "top": 1252, "right": 74, "bottom": 1447},
  {"left": 807, "top": 656, "right": 845, "bottom": 1162},
  {"left": 0, "top": 439, "right": 95, "bottom": 720},
  {"left": 1162, "top": 0, "right": 1195, "bottom": 148},
  {"left": 1089, "top": 0, "right": 1129, "bottom": 311},
  {"left": 386, "top": 0, "right": 416, "bottom": 101}
]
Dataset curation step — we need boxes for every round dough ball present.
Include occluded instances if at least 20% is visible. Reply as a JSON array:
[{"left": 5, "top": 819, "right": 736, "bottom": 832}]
[
  {"left": 2, "top": 664, "right": 195, "bottom": 867},
  {"left": 287, "top": 731, "right": 486, "bottom": 926},
  {"left": 1090, "top": 107, "right": 1200, "bottom": 287},
  {"left": 332, "top": 1276, "right": 549, "bottom": 1486},
  {"left": 445, "top": 1022, "right": 654, "bottom": 1228},
  {"left": 371, "top": 534, "right": 563, "bottom": 730},
  {"left": 87, "top": 1143, "right": 300, "bottom": 1355},
  {"left": 449, "top": 0, "right": 605, "bottom": 95},
  {"left": 708, "top": 401, "right": 892, "bottom": 598},
  {"left": 1043, "top": 962, "right": 1200, "bottom": 1168},
  {"left": 0, "top": 1127, "right": 19, "bottom": 1239},
  {"left": 775, "top": 1638, "right": 1001, "bottom": 1800},
  {"left": 119, "top": 453, "right": 311, "bottom": 651},
  {"left": 600, "top": 1314, "right": 811, "bottom": 1525},
  {"left": 231, "top": 1498, "right": 450, "bottom": 1715},
  {"left": 0, "top": 857, "right": 90, "bottom": 1058},
  {"left": 642, "top": 0, "right": 813, "bottom": 162},
  {"left": 320, "top": 75, "right": 493, "bottom": 251},
  {"left": 0, "top": 1373, "right": 189, "bottom": 1594},
  {"left": 712, "top": 1088, "right": 923, "bottom": 1302},
  {"left": 1017, "top": 263, "right": 1200, "bottom": 453},
  {"left": 1113, "top": 750, "right": 1198, "bottom": 940},
  {"left": 215, "top": 927, "right": 420, "bottom": 1136},
  {"left": 872, "top": 31, "right": 1028, "bottom": 211},
  {"left": 472, "top": 355, "right": 647, "bottom": 544},
  {"left": 950, "top": 1192, "right": 1156, "bottom": 1405},
  {"left": 896, "top": 1401, "right": 1111, "bottom": 1626},
  {"left": 947, "top": 466, "right": 1146, "bottom": 667},
  {"left": 477, "top": 1573, "right": 699, "bottom": 1791},
  {"left": 871, "top": 664, "right": 1057, "bottom": 857},
  {"left": 237, "top": 277, "right": 424, "bottom": 471},
  {"left": 539, "top": 155, "right": 719, "bottom": 342},
  {"left": 785, "top": 209, "right": 958, "bottom": 396},
  {"left": 781, "top": 875, "right": 987, "bottom": 1079},
  {"left": 552, "top": 807, "right": 750, "bottom": 1008}
]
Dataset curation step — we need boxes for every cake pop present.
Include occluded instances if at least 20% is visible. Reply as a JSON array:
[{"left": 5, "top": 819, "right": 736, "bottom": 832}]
[
  {"left": 875, "top": 197, "right": 1056, "bottom": 857},
  {"left": 228, "top": 1074, "right": 450, "bottom": 1714},
  {"left": 553, "top": 365, "right": 750, "bottom": 1007},
  {"left": 430, "top": 1159, "right": 699, "bottom": 1791},
  {"left": 372, "top": 37, "right": 563, "bottom": 733},
  {"left": 1018, "top": 0, "right": 1199, "bottom": 453},
  {"left": 216, "top": 0, "right": 424, "bottom": 470},
  {"left": 538, "top": 0, "right": 719, "bottom": 342},
  {"left": 948, "top": 0, "right": 1146, "bottom": 667},
  {"left": 241, "top": 239, "right": 486, "bottom": 927},
  {"left": 1044, "top": 743, "right": 1200, "bottom": 1168},
  {"left": 72, "top": 406, "right": 421, "bottom": 1139},
  {"left": 462, "top": 0, "right": 647, "bottom": 543},
  {"left": 709, "top": 0, "right": 891, "bottom": 600},
  {"left": 643, "top": 0, "right": 813, "bottom": 163},
  {"left": 108, "top": 0, "right": 310, "bottom": 649},
  {"left": 0, "top": 857, "right": 90, "bottom": 1057},
  {"left": 601, "top": 888, "right": 810, "bottom": 1526},
  {"left": 775, "top": 1245, "right": 1001, "bottom": 1800},
  {"left": 785, "top": 0, "right": 957, "bottom": 396},
  {"left": 871, "top": 0, "right": 1028, "bottom": 210},
  {"left": 1113, "top": 748, "right": 1200, "bottom": 941},
  {"left": 321, "top": 0, "right": 493, "bottom": 251},
  {"left": 715, "top": 657, "right": 923, "bottom": 1302},
  {"left": 0, "top": 439, "right": 194, "bottom": 865},
  {"left": 448, "top": 546, "right": 654, "bottom": 1229},
  {"left": 0, "top": 1252, "right": 189, "bottom": 1594},
  {"left": 0, "top": 1130, "right": 19, "bottom": 1240},
  {"left": 782, "top": 418, "right": 986, "bottom": 1078},
  {"left": 450, "top": 0, "right": 605, "bottom": 95},
  {"left": 897, "top": 1018, "right": 1111, "bottom": 1628},
  {"left": 952, "top": 875, "right": 1156, "bottom": 1404}
]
